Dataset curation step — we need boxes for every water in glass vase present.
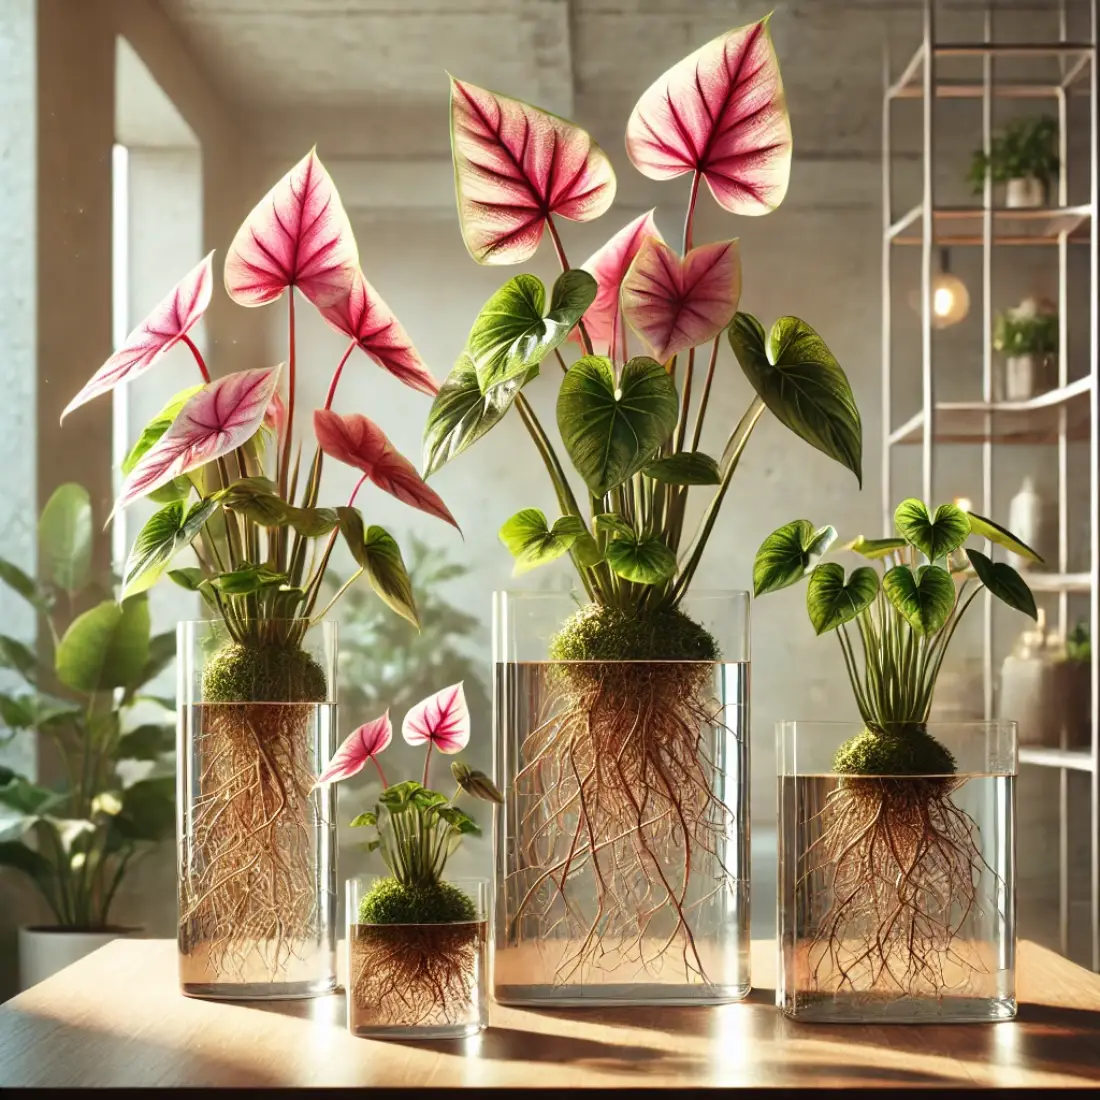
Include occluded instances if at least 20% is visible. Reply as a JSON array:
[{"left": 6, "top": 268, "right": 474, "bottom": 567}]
[
  {"left": 494, "top": 659, "right": 750, "bottom": 1005},
  {"left": 779, "top": 771, "right": 1015, "bottom": 1023}
]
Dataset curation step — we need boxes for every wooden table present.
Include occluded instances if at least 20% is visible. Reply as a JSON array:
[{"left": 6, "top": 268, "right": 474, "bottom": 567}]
[{"left": 1, "top": 939, "right": 1099, "bottom": 1088}]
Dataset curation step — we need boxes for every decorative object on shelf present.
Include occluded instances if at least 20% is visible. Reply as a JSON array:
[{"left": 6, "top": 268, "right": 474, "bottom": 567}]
[
  {"left": 908, "top": 248, "right": 970, "bottom": 329},
  {"left": 1052, "top": 619, "right": 1092, "bottom": 751},
  {"left": 994, "top": 296, "right": 1058, "bottom": 400},
  {"left": 316, "top": 684, "right": 501, "bottom": 1039},
  {"left": 61, "top": 151, "right": 457, "bottom": 1000},
  {"left": 1000, "top": 608, "right": 1062, "bottom": 747},
  {"left": 0, "top": 483, "right": 175, "bottom": 991},
  {"left": 423, "top": 14, "right": 862, "bottom": 1005},
  {"left": 757, "top": 498, "right": 1039, "bottom": 1022},
  {"left": 1007, "top": 475, "right": 1046, "bottom": 571},
  {"left": 968, "top": 114, "right": 1058, "bottom": 208}
]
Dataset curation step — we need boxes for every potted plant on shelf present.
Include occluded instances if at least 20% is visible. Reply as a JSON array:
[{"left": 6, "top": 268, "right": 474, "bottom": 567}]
[
  {"left": 60, "top": 151, "right": 458, "bottom": 1000},
  {"left": 316, "top": 683, "right": 502, "bottom": 1039},
  {"left": 968, "top": 113, "right": 1058, "bottom": 208},
  {"left": 0, "top": 484, "right": 175, "bottom": 990},
  {"left": 423, "top": 14, "right": 863, "bottom": 1004},
  {"left": 756, "top": 498, "right": 1040, "bottom": 1022},
  {"left": 994, "top": 295, "right": 1058, "bottom": 400}
]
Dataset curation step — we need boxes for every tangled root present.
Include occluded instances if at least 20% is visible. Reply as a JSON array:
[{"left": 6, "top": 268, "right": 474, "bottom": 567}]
[
  {"left": 178, "top": 703, "right": 320, "bottom": 983},
  {"left": 349, "top": 922, "right": 485, "bottom": 1028},
  {"left": 803, "top": 776, "right": 992, "bottom": 998}
]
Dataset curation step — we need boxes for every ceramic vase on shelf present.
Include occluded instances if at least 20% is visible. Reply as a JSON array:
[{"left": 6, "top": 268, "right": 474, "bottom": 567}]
[
  {"left": 176, "top": 619, "right": 338, "bottom": 1000},
  {"left": 1007, "top": 476, "right": 1045, "bottom": 571},
  {"left": 492, "top": 590, "right": 751, "bottom": 1006},
  {"left": 346, "top": 876, "right": 489, "bottom": 1039},
  {"left": 777, "top": 720, "right": 1017, "bottom": 1024},
  {"left": 1005, "top": 177, "right": 1046, "bottom": 208},
  {"left": 1001, "top": 353, "right": 1053, "bottom": 400}
]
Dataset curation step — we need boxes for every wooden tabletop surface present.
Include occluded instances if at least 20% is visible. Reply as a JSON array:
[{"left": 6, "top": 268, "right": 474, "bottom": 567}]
[{"left": 1, "top": 939, "right": 1099, "bottom": 1088}]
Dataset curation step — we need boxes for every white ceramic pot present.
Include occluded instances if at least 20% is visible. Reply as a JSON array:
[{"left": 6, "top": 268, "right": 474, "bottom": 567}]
[
  {"left": 1005, "top": 177, "right": 1046, "bottom": 208},
  {"left": 1005, "top": 353, "right": 1038, "bottom": 399},
  {"left": 17, "top": 925, "right": 140, "bottom": 991}
]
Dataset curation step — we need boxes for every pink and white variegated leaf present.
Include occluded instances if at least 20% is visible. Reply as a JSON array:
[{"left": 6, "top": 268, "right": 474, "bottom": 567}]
[
  {"left": 571, "top": 210, "right": 663, "bottom": 357},
  {"left": 113, "top": 366, "right": 282, "bottom": 514},
  {"left": 622, "top": 238, "right": 741, "bottom": 363},
  {"left": 401, "top": 683, "right": 470, "bottom": 754},
  {"left": 225, "top": 149, "right": 359, "bottom": 309},
  {"left": 313, "top": 409, "right": 459, "bottom": 530},
  {"left": 263, "top": 386, "right": 287, "bottom": 448},
  {"left": 314, "top": 712, "right": 392, "bottom": 787},
  {"left": 62, "top": 253, "right": 214, "bottom": 421},
  {"left": 319, "top": 270, "right": 439, "bottom": 397},
  {"left": 625, "top": 17, "right": 792, "bottom": 216},
  {"left": 450, "top": 77, "right": 616, "bottom": 265}
]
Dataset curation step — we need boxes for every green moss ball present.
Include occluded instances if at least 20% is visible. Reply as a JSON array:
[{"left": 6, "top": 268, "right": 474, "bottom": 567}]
[
  {"left": 201, "top": 643, "right": 328, "bottom": 704},
  {"left": 357, "top": 879, "right": 478, "bottom": 925},
  {"left": 833, "top": 725, "right": 957, "bottom": 777},
  {"left": 549, "top": 603, "right": 720, "bottom": 663}
]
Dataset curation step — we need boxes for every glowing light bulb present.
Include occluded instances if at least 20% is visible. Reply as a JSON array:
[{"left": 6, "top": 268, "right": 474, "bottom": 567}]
[
  {"left": 929, "top": 273, "right": 970, "bottom": 328},
  {"left": 933, "top": 285, "right": 955, "bottom": 317},
  {"left": 954, "top": 496, "right": 973, "bottom": 514}
]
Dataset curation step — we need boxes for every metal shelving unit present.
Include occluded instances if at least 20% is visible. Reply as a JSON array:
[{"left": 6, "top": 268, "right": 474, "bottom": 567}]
[{"left": 882, "top": 0, "right": 1100, "bottom": 969}]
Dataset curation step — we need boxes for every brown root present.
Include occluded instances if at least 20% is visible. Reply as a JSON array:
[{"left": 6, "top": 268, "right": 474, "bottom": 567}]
[
  {"left": 349, "top": 922, "right": 485, "bottom": 1028},
  {"left": 508, "top": 661, "right": 734, "bottom": 987},
  {"left": 802, "top": 776, "right": 994, "bottom": 999},
  {"left": 178, "top": 703, "right": 320, "bottom": 983}
]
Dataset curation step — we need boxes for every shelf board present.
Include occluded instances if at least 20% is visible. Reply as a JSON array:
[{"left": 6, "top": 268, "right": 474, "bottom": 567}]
[
  {"left": 1019, "top": 746, "right": 1094, "bottom": 772},
  {"left": 889, "top": 203, "right": 1092, "bottom": 246}
]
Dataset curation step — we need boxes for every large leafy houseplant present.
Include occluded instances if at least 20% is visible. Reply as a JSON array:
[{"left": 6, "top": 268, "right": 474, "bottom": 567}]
[
  {"left": 423, "top": 15, "right": 863, "bottom": 989},
  {"left": 0, "top": 484, "right": 174, "bottom": 931},
  {"left": 755, "top": 499, "right": 1039, "bottom": 995},
  {"left": 60, "top": 152, "right": 457, "bottom": 982},
  {"left": 968, "top": 113, "right": 1059, "bottom": 197}
]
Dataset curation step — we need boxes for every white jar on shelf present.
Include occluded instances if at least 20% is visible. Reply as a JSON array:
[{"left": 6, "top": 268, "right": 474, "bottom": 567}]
[{"left": 1005, "top": 176, "right": 1046, "bottom": 208}]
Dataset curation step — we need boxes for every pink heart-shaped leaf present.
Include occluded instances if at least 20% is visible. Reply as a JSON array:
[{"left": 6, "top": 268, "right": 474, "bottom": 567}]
[
  {"left": 319, "top": 270, "right": 439, "bottom": 397},
  {"left": 572, "top": 210, "right": 663, "bottom": 357},
  {"left": 315, "top": 712, "right": 392, "bottom": 786},
  {"left": 63, "top": 253, "right": 214, "bottom": 421},
  {"left": 402, "top": 683, "right": 470, "bottom": 754},
  {"left": 450, "top": 77, "right": 616, "bottom": 265},
  {"left": 313, "top": 409, "right": 458, "bottom": 530},
  {"left": 225, "top": 149, "right": 359, "bottom": 309},
  {"left": 114, "top": 366, "right": 281, "bottom": 513},
  {"left": 622, "top": 238, "right": 742, "bottom": 362},
  {"left": 264, "top": 386, "right": 287, "bottom": 447},
  {"left": 625, "top": 18, "right": 792, "bottom": 216}
]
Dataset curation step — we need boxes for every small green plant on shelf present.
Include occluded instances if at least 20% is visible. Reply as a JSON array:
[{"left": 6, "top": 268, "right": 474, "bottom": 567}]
[
  {"left": 994, "top": 296, "right": 1058, "bottom": 357},
  {"left": 754, "top": 498, "right": 1040, "bottom": 996},
  {"left": 1065, "top": 619, "right": 1091, "bottom": 663},
  {"left": 0, "top": 484, "right": 175, "bottom": 930},
  {"left": 968, "top": 113, "right": 1059, "bottom": 196}
]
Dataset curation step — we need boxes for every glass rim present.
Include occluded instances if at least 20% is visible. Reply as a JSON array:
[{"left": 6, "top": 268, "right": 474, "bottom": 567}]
[
  {"left": 493, "top": 588, "right": 750, "bottom": 601},
  {"left": 346, "top": 874, "right": 490, "bottom": 888},
  {"left": 775, "top": 719, "right": 1019, "bottom": 733},
  {"left": 178, "top": 618, "right": 337, "bottom": 627}
]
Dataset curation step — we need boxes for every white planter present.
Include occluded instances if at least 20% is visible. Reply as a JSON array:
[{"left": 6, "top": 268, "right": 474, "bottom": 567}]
[
  {"left": 17, "top": 925, "right": 140, "bottom": 991},
  {"left": 1005, "top": 177, "right": 1046, "bottom": 208},
  {"left": 1005, "top": 353, "right": 1038, "bottom": 399}
]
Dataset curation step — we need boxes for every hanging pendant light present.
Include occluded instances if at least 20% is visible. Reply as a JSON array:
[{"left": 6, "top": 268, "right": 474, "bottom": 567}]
[{"left": 909, "top": 247, "right": 970, "bottom": 329}]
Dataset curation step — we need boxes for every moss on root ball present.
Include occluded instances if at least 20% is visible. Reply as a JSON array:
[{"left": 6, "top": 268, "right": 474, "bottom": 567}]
[
  {"left": 357, "top": 879, "right": 478, "bottom": 925},
  {"left": 549, "top": 603, "right": 720, "bottom": 663},
  {"left": 833, "top": 725, "right": 957, "bottom": 777},
  {"left": 201, "top": 643, "right": 328, "bottom": 704}
]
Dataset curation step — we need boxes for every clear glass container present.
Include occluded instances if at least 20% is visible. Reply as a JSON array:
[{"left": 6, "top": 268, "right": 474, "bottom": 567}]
[
  {"left": 493, "top": 590, "right": 750, "bottom": 1006},
  {"left": 777, "top": 720, "right": 1017, "bottom": 1023},
  {"left": 346, "top": 876, "right": 489, "bottom": 1039},
  {"left": 177, "top": 620, "right": 337, "bottom": 1000}
]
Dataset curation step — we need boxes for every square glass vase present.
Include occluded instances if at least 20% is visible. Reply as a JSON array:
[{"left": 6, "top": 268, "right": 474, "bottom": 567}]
[
  {"left": 346, "top": 876, "right": 489, "bottom": 1040},
  {"left": 777, "top": 720, "right": 1017, "bottom": 1024}
]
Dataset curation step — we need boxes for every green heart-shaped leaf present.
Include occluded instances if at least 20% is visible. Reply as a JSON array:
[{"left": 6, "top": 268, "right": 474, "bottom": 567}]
[
  {"left": 967, "top": 549, "right": 1038, "bottom": 620},
  {"left": 56, "top": 596, "right": 151, "bottom": 693},
  {"left": 422, "top": 354, "right": 533, "bottom": 478},
  {"left": 882, "top": 564, "right": 956, "bottom": 634},
  {"left": 467, "top": 270, "right": 596, "bottom": 392},
  {"left": 122, "top": 498, "right": 219, "bottom": 600},
  {"left": 594, "top": 513, "right": 634, "bottom": 540},
  {"left": 729, "top": 313, "right": 862, "bottom": 486},
  {"left": 844, "top": 535, "right": 908, "bottom": 559},
  {"left": 558, "top": 355, "right": 679, "bottom": 497},
  {"left": 753, "top": 519, "right": 838, "bottom": 597},
  {"left": 642, "top": 451, "right": 721, "bottom": 485},
  {"left": 499, "top": 509, "right": 586, "bottom": 576},
  {"left": 605, "top": 536, "right": 677, "bottom": 584},
  {"left": 966, "top": 511, "right": 1044, "bottom": 564},
  {"left": 806, "top": 562, "right": 879, "bottom": 635},
  {"left": 895, "top": 499, "right": 971, "bottom": 561}
]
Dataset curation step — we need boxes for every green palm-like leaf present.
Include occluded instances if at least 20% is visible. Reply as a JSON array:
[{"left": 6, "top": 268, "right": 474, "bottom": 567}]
[
  {"left": 806, "top": 562, "right": 879, "bottom": 635},
  {"left": 605, "top": 536, "right": 677, "bottom": 584},
  {"left": 882, "top": 564, "right": 956, "bottom": 635},
  {"left": 753, "top": 519, "right": 838, "bottom": 597},
  {"left": 966, "top": 511, "right": 1044, "bottom": 564},
  {"left": 894, "top": 499, "right": 971, "bottom": 561},
  {"left": 557, "top": 355, "right": 679, "bottom": 497},
  {"left": 498, "top": 509, "right": 586, "bottom": 576},
  {"left": 967, "top": 549, "right": 1038, "bottom": 620}
]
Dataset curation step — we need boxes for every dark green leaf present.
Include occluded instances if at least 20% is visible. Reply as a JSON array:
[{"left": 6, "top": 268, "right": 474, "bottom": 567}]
[
  {"left": 753, "top": 519, "right": 838, "bottom": 597},
  {"left": 122, "top": 498, "right": 218, "bottom": 600},
  {"left": 467, "top": 270, "right": 596, "bottom": 392},
  {"left": 0, "top": 775, "right": 59, "bottom": 815},
  {"left": 137, "top": 631, "right": 176, "bottom": 688},
  {"left": 606, "top": 536, "right": 677, "bottom": 585},
  {"left": 498, "top": 509, "right": 585, "bottom": 576},
  {"left": 642, "top": 451, "right": 722, "bottom": 485},
  {"left": 112, "top": 776, "right": 175, "bottom": 842},
  {"left": 895, "top": 499, "right": 971, "bottom": 561},
  {"left": 0, "top": 841, "right": 54, "bottom": 886},
  {"left": 0, "top": 636, "right": 39, "bottom": 684},
  {"left": 0, "top": 693, "right": 80, "bottom": 729},
  {"left": 451, "top": 762, "right": 504, "bottom": 804},
  {"left": 571, "top": 532, "right": 603, "bottom": 567},
  {"left": 349, "top": 811, "right": 377, "bottom": 828},
  {"left": 0, "top": 558, "right": 51, "bottom": 614},
  {"left": 167, "top": 567, "right": 205, "bottom": 591},
  {"left": 361, "top": 526, "right": 419, "bottom": 629},
  {"left": 55, "top": 595, "right": 151, "bottom": 693},
  {"left": 37, "top": 483, "right": 93, "bottom": 595},
  {"left": 593, "top": 513, "right": 634, "bottom": 540},
  {"left": 118, "top": 723, "right": 175, "bottom": 761},
  {"left": 557, "top": 355, "right": 679, "bottom": 497},
  {"left": 435, "top": 803, "right": 480, "bottom": 836},
  {"left": 730, "top": 313, "right": 863, "bottom": 486},
  {"left": 211, "top": 565, "right": 288, "bottom": 596},
  {"left": 883, "top": 564, "right": 956, "bottom": 634},
  {"left": 844, "top": 535, "right": 908, "bottom": 559},
  {"left": 378, "top": 780, "right": 424, "bottom": 810},
  {"left": 806, "top": 562, "right": 879, "bottom": 635},
  {"left": 966, "top": 511, "right": 1044, "bottom": 564},
  {"left": 967, "top": 549, "right": 1038, "bottom": 619}
]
